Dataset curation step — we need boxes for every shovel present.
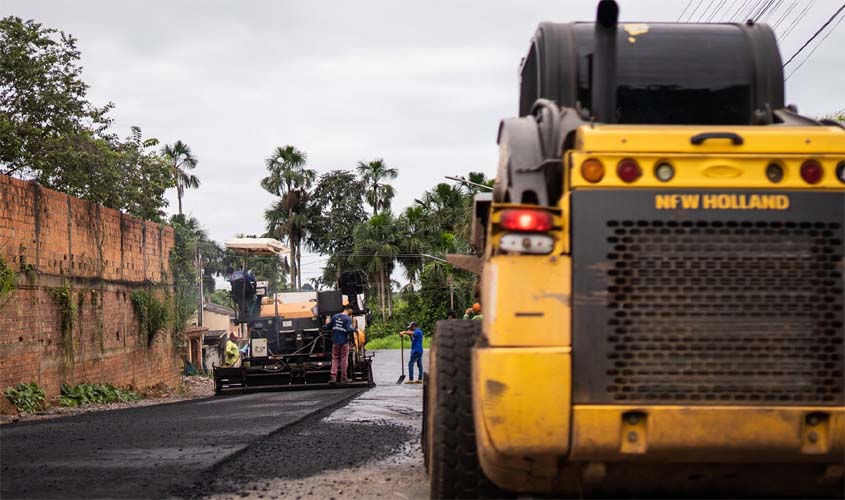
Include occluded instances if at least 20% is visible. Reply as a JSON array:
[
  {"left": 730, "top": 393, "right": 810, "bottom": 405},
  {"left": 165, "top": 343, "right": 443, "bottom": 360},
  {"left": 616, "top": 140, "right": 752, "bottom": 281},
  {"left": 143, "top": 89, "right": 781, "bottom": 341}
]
[{"left": 396, "top": 334, "right": 406, "bottom": 384}]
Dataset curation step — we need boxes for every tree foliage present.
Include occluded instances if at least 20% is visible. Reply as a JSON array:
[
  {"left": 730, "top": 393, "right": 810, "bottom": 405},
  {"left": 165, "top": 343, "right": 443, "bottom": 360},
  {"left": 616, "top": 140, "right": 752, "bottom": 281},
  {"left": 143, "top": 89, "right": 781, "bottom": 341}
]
[
  {"left": 0, "top": 16, "right": 175, "bottom": 221},
  {"left": 305, "top": 170, "right": 368, "bottom": 286},
  {"left": 169, "top": 215, "right": 203, "bottom": 335},
  {"left": 161, "top": 140, "right": 200, "bottom": 215},
  {"left": 356, "top": 158, "right": 398, "bottom": 213},
  {"left": 256, "top": 149, "right": 490, "bottom": 336},
  {"left": 261, "top": 145, "right": 315, "bottom": 290},
  {"left": 352, "top": 212, "right": 402, "bottom": 319}
]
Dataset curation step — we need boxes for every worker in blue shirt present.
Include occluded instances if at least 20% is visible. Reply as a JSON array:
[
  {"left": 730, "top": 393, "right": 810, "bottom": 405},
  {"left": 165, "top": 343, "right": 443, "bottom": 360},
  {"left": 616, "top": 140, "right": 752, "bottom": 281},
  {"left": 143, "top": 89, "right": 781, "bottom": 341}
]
[
  {"left": 400, "top": 321, "right": 424, "bottom": 384},
  {"left": 329, "top": 305, "right": 356, "bottom": 384}
]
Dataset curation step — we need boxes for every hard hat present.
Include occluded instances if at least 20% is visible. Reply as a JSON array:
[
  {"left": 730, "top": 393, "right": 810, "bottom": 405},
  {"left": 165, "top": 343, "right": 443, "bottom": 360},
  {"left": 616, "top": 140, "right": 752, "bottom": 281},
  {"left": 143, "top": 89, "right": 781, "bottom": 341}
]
[{"left": 472, "top": 303, "right": 481, "bottom": 313}]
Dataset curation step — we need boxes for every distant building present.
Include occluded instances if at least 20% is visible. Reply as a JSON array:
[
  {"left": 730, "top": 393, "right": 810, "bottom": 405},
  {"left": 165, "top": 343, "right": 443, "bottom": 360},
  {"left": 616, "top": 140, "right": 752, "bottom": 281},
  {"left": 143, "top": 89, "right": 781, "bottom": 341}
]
[{"left": 187, "top": 303, "right": 247, "bottom": 373}]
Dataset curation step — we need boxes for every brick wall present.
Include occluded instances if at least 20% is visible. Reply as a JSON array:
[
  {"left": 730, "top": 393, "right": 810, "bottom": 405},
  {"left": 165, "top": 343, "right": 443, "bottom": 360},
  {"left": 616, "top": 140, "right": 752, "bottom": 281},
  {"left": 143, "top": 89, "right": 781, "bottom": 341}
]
[{"left": 0, "top": 174, "right": 180, "bottom": 397}]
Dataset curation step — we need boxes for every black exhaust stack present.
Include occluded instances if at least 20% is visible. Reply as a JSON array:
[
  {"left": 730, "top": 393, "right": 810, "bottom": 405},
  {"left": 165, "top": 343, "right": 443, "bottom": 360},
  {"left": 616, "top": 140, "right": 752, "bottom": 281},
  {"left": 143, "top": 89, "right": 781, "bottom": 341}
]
[{"left": 592, "top": 0, "right": 619, "bottom": 123}]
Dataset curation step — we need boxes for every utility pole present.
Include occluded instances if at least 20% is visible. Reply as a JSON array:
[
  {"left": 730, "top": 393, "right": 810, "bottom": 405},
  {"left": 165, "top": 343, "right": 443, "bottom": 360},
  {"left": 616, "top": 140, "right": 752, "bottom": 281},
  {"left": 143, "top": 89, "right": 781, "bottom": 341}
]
[
  {"left": 197, "top": 250, "right": 204, "bottom": 327},
  {"left": 447, "top": 275, "right": 454, "bottom": 310}
]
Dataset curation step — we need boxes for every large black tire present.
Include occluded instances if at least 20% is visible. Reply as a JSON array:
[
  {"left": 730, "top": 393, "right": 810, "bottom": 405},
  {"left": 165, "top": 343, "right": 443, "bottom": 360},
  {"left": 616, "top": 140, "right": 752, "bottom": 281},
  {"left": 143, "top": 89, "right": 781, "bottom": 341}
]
[
  {"left": 366, "top": 358, "right": 375, "bottom": 387},
  {"left": 421, "top": 371, "right": 430, "bottom": 473},
  {"left": 427, "top": 320, "right": 505, "bottom": 499}
]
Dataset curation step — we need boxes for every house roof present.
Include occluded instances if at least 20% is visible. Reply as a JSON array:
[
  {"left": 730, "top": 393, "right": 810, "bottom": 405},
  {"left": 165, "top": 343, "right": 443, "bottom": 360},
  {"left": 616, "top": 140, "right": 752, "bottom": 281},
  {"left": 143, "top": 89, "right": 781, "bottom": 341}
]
[
  {"left": 185, "top": 325, "right": 209, "bottom": 339},
  {"left": 203, "top": 303, "right": 236, "bottom": 317},
  {"left": 203, "top": 330, "right": 229, "bottom": 343}
]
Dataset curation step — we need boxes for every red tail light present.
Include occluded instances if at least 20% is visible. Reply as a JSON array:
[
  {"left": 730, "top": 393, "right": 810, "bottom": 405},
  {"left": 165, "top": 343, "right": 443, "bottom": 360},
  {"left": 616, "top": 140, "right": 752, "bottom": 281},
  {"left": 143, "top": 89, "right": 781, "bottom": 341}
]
[
  {"left": 800, "top": 160, "right": 823, "bottom": 184},
  {"left": 500, "top": 209, "right": 553, "bottom": 232},
  {"left": 617, "top": 159, "right": 642, "bottom": 183}
]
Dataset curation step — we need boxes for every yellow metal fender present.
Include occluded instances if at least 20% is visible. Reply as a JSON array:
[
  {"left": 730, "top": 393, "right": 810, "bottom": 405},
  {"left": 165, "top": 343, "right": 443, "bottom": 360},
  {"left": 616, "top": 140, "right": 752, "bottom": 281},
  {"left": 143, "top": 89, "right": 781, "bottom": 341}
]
[
  {"left": 481, "top": 255, "right": 571, "bottom": 347},
  {"left": 472, "top": 346, "right": 572, "bottom": 491}
]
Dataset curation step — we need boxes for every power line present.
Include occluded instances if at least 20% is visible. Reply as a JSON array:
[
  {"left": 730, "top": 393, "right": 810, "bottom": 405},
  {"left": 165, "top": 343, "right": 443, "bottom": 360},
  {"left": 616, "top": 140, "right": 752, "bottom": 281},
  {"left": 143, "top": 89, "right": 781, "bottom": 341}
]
[
  {"left": 705, "top": 0, "right": 730, "bottom": 22},
  {"left": 772, "top": 1, "right": 800, "bottom": 30},
  {"left": 741, "top": 0, "right": 768, "bottom": 22},
  {"left": 779, "top": 0, "right": 817, "bottom": 41},
  {"left": 727, "top": 0, "right": 754, "bottom": 21},
  {"left": 717, "top": 0, "right": 742, "bottom": 21},
  {"left": 686, "top": 0, "right": 707, "bottom": 21},
  {"left": 785, "top": 9, "right": 845, "bottom": 79},
  {"left": 696, "top": 0, "right": 719, "bottom": 22},
  {"left": 677, "top": 0, "right": 696, "bottom": 20},
  {"left": 755, "top": 0, "right": 784, "bottom": 22},
  {"left": 783, "top": 2, "right": 845, "bottom": 67}
]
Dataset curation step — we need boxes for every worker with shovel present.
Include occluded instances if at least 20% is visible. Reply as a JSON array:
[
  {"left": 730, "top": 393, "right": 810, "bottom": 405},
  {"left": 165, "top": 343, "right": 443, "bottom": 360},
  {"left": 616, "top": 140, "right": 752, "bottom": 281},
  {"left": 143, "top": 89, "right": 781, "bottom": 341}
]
[{"left": 399, "top": 321, "right": 424, "bottom": 384}]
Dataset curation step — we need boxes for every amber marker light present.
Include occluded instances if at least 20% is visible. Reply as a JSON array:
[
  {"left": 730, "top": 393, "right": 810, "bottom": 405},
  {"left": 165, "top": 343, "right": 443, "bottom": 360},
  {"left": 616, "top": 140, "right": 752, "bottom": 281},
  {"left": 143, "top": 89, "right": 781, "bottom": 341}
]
[{"left": 580, "top": 158, "right": 605, "bottom": 183}]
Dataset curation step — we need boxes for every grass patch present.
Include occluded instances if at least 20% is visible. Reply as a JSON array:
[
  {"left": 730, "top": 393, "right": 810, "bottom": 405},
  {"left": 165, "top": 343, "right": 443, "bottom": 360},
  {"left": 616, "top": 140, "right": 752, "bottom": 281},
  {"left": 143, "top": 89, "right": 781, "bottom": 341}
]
[
  {"left": 59, "top": 382, "right": 141, "bottom": 407},
  {"left": 366, "top": 335, "right": 432, "bottom": 350}
]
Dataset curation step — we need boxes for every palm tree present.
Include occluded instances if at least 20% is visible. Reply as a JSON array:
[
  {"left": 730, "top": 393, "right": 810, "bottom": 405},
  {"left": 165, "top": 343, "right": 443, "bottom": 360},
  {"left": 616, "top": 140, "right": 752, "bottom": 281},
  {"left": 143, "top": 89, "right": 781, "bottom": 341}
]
[
  {"left": 356, "top": 159, "right": 398, "bottom": 213},
  {"left": 352, "top": 212, "right": 401, "bottom": 319},
  {"left": 261, "top": 146, "right": 316, "bottom": 290},
  {"left": 396, "top": 205, "right": 426, "bottom": 282},
  {"left": 420, "top": 183, "right": 465, "bottom": 231},
  {"left": 161, "top": 141, "right": 200, "bottom": 215}
]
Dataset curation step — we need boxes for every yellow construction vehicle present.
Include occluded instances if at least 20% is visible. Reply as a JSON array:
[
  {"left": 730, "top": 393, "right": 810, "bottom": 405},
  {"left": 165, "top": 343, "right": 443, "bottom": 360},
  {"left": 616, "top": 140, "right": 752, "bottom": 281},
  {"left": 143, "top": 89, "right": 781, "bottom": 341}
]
[
  {"left": 423, "top": 1, "right": 844, "bottom": 497},
  {"left": 215, "top": 238, "right": 373, "bottom": 392}
]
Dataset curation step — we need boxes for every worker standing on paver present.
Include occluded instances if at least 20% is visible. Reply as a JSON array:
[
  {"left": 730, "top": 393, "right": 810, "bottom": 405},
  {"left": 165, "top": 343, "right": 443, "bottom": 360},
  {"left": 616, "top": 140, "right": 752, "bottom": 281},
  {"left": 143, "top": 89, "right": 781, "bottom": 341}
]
[
  {"left": 400, "top": 321, "right": 424, "bottom": 384},
  {"left": 463, "top": 302, "right": 482, "bottom": 320},
  {"left": 330, "top": 305, "right": 356, "bottom": 384},
  {"left": 224, "top": 331, "right": 241, "bottom": 367}
]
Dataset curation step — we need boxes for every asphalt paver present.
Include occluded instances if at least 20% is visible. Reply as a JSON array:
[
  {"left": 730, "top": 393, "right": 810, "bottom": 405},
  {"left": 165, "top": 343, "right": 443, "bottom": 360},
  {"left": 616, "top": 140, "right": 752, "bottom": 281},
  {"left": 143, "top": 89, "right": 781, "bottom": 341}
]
[{"left": 1, "top": 387, "right": 364, "bottom": 499}]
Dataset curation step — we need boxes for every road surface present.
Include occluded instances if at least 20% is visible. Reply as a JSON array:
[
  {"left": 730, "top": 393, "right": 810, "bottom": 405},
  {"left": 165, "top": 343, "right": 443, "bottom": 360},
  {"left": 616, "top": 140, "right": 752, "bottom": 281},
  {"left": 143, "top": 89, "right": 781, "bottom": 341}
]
[{"left": 0, "top": 350, "right": 427, "bottom": 499}]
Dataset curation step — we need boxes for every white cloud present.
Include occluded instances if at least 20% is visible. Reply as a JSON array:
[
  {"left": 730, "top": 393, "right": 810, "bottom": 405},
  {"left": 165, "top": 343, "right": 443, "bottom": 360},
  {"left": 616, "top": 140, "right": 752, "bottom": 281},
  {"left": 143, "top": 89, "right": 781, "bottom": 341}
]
[{"left": 6, "top": 0, "right": 844, "bottom": 284}]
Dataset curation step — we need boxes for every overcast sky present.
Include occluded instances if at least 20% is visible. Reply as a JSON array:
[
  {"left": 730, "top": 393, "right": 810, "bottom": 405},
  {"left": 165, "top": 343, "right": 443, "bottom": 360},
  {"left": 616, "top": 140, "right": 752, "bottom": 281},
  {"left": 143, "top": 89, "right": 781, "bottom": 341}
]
[{"left": 6, "top": 0, "right": 845, "bottom": 284}]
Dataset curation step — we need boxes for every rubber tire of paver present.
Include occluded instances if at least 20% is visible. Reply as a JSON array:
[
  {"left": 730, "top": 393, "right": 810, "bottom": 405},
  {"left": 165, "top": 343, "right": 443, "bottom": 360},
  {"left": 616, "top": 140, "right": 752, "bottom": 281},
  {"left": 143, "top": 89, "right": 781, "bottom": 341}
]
[
  {"left": 367, "top": 359, "right": 375, "bottom": 387},
  {"left": 428, "top": 320, "right": 505, "bottom": 499},
  {"left": 421, "top": 371, "right": 430, "bottom": 474}
]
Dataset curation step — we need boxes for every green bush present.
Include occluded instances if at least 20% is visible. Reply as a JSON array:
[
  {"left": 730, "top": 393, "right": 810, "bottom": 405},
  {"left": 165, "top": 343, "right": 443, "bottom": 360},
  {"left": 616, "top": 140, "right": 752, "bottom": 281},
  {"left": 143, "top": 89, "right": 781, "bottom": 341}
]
[
  {"left": 365, "top": 318, "right": 408, "bottom": 339},
  {"left": 365, "top": 335, "right": 432, "bottom": 350},
  {"left": 0, "top": 255, "right": 16, "bottom": 306},
  {"left": 59, "top": 383, "right": 141, "bottom": 407},
  {"left": 4, "top": 382, "right": 47, "bottom": 413},
  {"left": 131, "top": 290, "right": 170, "bottom": 347}
]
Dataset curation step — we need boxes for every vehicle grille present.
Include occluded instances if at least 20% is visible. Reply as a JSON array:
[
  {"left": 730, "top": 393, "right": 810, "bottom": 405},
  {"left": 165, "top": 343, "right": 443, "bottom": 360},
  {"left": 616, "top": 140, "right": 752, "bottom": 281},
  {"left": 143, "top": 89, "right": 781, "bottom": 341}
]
[
  {"left": 604, "top": 220, "right": 843, "bottom": 404},
  {"left": 571, "top": 191, "right": 845, "bottom": 406}
]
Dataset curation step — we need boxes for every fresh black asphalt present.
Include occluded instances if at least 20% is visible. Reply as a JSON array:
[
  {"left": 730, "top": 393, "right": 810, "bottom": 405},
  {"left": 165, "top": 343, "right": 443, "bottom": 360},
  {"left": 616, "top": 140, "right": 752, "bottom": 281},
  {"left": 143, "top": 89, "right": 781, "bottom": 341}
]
[
  {"left": 177, "top": 415, "right": 412, "bottom": 498},
  {"left": 0, "top": 388, "right": 364, "bottom": 499}
]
